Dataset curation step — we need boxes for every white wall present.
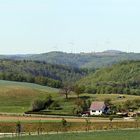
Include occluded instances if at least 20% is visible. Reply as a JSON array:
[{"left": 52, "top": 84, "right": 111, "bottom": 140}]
[{"left": 90, "top": 110, "right": 103, "bottom": 115}]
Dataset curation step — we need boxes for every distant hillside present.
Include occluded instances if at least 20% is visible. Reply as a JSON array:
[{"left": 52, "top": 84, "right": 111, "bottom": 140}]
[
  {"left": 78, "top": 61, "right": 140, "bottom": 95},
  {"left": 15, "top": 51, "right": 140, "bottom": 68},
  {"left": 0, "top": 51, "right": 140, "bottom": 68},
  {"left": 102, "top": 50, "right": 125, "bottom": 54},
  {"left": 0, "top": 60, "right": 87, "bottom": 88}
]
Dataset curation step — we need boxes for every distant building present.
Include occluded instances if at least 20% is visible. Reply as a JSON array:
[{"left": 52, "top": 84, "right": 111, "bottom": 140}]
[{"left": 90, "top": 101, "right": 106, "bottom": 115}]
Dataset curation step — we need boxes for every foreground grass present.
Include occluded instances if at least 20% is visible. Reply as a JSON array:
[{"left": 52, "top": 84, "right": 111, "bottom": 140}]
[{"left": 1, "top": 130, "right": 140, "bottom": 140}]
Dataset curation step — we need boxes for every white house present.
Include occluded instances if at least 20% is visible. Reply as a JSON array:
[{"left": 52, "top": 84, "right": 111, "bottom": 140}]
[{"left": 90, "top": 101, "right": 106, "bottom": 115}]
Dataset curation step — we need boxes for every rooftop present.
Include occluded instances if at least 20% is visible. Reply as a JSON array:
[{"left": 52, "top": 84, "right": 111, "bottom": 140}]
[{"left": 90, "top": 101, "right": 105, "bottom": 110}]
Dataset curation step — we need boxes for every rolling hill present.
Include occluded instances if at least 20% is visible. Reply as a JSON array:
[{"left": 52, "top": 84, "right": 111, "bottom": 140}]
[
  {"left": 78, "top": 61, "right": 140, "bottom": 95},
  {"left": 0, "top": 80, "right": 59, "bottom": 113},
  {"left": 1, "top": 51, "right": 140, "bottom": 68},
  {"left": 14, "top": 51, "right": 140, "bottom": 68}
]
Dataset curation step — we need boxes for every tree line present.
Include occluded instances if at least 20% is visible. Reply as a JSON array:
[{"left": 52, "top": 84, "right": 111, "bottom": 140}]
[{"left": 0, "top": 59, "right": 87, "bottom": 88}]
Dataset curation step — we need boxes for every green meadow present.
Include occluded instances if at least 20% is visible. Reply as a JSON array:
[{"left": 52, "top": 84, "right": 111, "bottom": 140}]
[
  {"left": 0, "top": 80, "right": 59, "bottom": 113},
  {"left": 1, "top": 130, "right": 140, "bottom": 140},
  {"left": 0, "top": 80, "right": 140, "bottom": 114}
]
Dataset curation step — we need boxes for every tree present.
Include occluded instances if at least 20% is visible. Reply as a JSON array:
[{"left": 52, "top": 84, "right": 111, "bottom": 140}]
[
  {"left": 87, "top": 100, "right": 91, "bottom": 108},
  {"left": 61, "top": 118, "right": 68, "bottom": 131},
  {"left": 104, "top": 98, "right": 113, "bottom": 114},
  {"left": 109, "top": 115, "right": 114, "bottom": 122},
  {"left": 123, "top": 88, "right": 130, "bottom": 94},
  {"left": 123, "top": 100, "right": 133, "bottom": 111},
  {"left": 44, "top": 95, "right": 53, "bottom": 108},
  {"left": 73, "top": 106, "right": 83, "bottom": 116},
  {"left": 73, "top": 98, "right": 87, "bottom": 115},
  {"left": 109, "top": 116, "right": 114, "bottom": 129},
  {"left": 135, "top": 116, "right": 139, "bottom": 129},
  {"left": 31, "top": 95, "right": 53, "bottom": 112},
  {"left": 85, "top": 86, "right": 97, "bottom": 94},
  {"left": 74, "top": 85, "right": 85, "bottom": 98},
  {"left": 85, "top": 118, "right": 91, "bottom": 132},
  {"left": 105, "top": 86, "right": 113, "bottom": 94},
  {"left": 16, "top": 121, "right": 22, "bottom": 136},
  {"left": 104, "top": 98, "right": 112, "bottom": 106},
  {"left": 37, "top": 120, "right": 42, "bottom": 135},
  {"left": 60, "top": 83, "right": 72, "bottom": 99},
  {"left": 133, "top": 99, "right": 140, "bottom": 108},
  {"left": 82, "top": 100, "right": 89, "bottom": 112}
]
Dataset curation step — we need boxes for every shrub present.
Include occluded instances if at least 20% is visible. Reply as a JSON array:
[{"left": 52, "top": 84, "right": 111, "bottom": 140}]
[
  {"left": 45, "top": 95, "right": 53, "bottom": 109},
  {"left": 31, "top": 99, "right": 46, "bottom": 111}
]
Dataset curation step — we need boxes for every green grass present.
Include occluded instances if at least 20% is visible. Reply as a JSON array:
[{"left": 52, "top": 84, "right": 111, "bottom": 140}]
[
  {"left": 0, "top": 120, "right": 61, "bottom": 123},
  {"left": 0, "top": 80, "right": 59, "bottom": 113},
  {"left": 0, "top": 80, "right": 58, "bottom": 92},
  {"left": 42, "top": 93, "right": 140, "bottom": 115},
  {"left": 1, "top": 130, "right": 140, "bottom": 140},
  {"left": 0, "top": 80, "right": 140, "bottom": 114}
]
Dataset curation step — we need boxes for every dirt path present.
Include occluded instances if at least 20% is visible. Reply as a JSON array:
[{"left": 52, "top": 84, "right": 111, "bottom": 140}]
[{"left": 0, "top": 115, "right": 134, "bottom": 122}]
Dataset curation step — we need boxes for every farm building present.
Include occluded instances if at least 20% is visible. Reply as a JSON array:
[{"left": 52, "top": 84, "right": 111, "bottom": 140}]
[{"left": 90, "top": 101, "right": 107, "bottom": 115}]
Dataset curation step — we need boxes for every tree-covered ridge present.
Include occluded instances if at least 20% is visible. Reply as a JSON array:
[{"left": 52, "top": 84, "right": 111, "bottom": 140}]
[
  {"left": 20, "top": 51, "right": 140, "bottom": 68},
  {"left": 0, "top": 60, "right": 87, "bottom": 88},
  {"left": 78, "top": 61, "right": 140, "bottom": 95},
  {"left": 1, "top": 51, "right": 140, "bottom": 68}
]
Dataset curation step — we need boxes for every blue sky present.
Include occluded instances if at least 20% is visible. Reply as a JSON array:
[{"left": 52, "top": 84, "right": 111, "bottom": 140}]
[{"left": 0, "top": 0, "right": 140, "bottom": 54}]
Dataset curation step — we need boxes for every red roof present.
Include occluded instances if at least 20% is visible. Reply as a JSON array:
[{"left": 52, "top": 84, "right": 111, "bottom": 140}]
[{"left": 90, "top": 102, "right": 105, "bottom": 110}]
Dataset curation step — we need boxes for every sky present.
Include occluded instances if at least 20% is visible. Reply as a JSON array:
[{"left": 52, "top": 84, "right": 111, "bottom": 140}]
[{"left": 0, "top": 0, "right": 140, "bottom": 54}]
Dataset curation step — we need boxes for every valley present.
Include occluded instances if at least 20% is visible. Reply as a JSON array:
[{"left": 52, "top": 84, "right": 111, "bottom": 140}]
[{"left": 0, "top": 53, "right": 140, "bottom": 139}]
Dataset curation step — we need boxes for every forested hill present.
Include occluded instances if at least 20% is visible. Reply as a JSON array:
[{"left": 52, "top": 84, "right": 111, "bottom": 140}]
[
  {"left": 1, "top": 51, "right": 140, "bottom": 69},
  {"left": 78, "top": 61, "right": 140, "bottom": 95},
  {"left": 18, "top": 51, "right": 140, "bottom": 68},
  {"left": 0, "top": 60, "right": 87, "bottom": 88}
]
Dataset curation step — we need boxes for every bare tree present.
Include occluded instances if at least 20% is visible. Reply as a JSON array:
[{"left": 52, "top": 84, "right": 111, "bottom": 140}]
[{"left": 60, "top": 83, "right": 72, "bottom": 99}]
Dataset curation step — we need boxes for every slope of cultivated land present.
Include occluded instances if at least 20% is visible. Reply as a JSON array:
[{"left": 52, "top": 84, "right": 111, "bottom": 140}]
[{"left": 0, "top": 80, "right": 59, "bottom": 113}]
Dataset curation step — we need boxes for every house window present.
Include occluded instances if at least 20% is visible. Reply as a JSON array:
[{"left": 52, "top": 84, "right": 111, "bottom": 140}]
[{"left": 92, "top": 110, "right": 96, "bottom": 112}]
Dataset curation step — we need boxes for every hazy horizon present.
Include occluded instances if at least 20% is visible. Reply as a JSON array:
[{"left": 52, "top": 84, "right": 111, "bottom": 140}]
[
  {"left": 1, "top": 0, "right": 140, "bottom": 54},
  {"left": 0, "top": 49, "right": 139, "bottom": 55}
]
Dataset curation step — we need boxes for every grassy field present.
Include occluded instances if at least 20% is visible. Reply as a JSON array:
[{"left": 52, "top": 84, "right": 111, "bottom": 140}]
[
  {"left": 0, "top": 80, "right": 59, "bottom": 113},
  {"left": 0, "top": 80, "right": 140, "bottom": 114},
  {"left": 80, "top": 93, "right": 140, "bottom": 104},
  {"left": 1, "top": 130, "right": 140, "bottom": 140}
]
